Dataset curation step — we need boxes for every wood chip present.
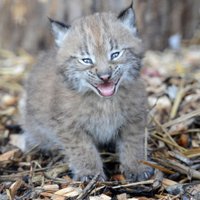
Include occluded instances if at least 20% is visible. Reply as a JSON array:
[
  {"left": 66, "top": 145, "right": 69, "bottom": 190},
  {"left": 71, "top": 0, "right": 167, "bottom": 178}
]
[
  {"left": 51, "top": 194, "right": 66, "bottom": 200},
  {"left": 89, "top": 194, "right": 111, "bottom": 200},
  {"left": 117, "top": 193, "right": 128, "bottom": 200},
  {"left": 2, "top": 94, "right": 18, "bottom": 106},
  {"left": 8, "top": 179, "right": 24, "bottom": 200},
  {"left": 54, "top": 186, "right": 82, "bottom": 197},
  {"left": 42, "top": 184, "right": 59, "bottom": 192},
  {"left": 0, "top": 149, "right": 21, "bottom": 162},
  {"left": 162, "top": 178, "right": 178, "bottom": 188}
]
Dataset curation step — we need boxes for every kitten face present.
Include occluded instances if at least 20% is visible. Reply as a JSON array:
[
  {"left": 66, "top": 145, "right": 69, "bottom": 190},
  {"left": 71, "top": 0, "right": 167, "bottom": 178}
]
[{"left": 56, "top": 12, "right": 143, "bottom": 97}]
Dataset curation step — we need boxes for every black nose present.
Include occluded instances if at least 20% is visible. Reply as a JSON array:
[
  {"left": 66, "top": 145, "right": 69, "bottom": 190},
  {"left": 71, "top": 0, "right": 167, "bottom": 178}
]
[{"left": 97, "top": 71, "right": 112, "bottom": 81}]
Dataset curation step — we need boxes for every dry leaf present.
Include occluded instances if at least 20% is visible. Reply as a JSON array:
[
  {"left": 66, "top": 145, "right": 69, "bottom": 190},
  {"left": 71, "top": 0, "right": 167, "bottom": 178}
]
[
  {"left": 0, "top": 149, "right": 21, "bottom": 162},
  {"left": 177, "top": 133, "right": 190, "bottom": 147}
]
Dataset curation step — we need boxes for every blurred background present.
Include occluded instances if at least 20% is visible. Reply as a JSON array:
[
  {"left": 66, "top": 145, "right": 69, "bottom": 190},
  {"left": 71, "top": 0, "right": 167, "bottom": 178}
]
[{"left": 0, "top": 0, "right": 200, "bottom": 54}]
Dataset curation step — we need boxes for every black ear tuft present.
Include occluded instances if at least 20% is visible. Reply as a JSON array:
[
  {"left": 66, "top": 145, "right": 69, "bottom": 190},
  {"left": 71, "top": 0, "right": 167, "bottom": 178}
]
[
  {"left": 118, "top": 1, "right": 137, "bottom": 35},
  {"left": 118, "top": 1, "right": 133, "bottom": 19},
  {"left": 48, "top": 17, "right": 70, "bottom": 47}
]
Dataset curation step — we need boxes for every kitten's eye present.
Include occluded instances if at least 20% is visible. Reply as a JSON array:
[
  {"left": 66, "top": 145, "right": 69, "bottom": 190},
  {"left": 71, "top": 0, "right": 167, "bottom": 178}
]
[
  {"left": 111, "top": 52, "right": 120, "bottom": 60},
  {"left": 110, "top": 51, "right": 123, "bottom": 60},
  {"left": 81, "top": 58, "right": 93, "bottom": 65}
]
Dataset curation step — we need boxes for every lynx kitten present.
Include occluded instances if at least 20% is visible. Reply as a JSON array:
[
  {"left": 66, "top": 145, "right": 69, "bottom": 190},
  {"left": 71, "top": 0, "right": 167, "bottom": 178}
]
[{"left": 22, "top": 5, "right": 153, "bottom": 181}]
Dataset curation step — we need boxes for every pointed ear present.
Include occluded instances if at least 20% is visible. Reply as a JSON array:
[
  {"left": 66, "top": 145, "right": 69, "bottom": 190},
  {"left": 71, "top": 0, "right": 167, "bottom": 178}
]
[
  {"left": 48, "top": 18, "right": 70, "bottom": 47},
  {"left": 118, "top": 2, "right": 137, "bottom": 35}
]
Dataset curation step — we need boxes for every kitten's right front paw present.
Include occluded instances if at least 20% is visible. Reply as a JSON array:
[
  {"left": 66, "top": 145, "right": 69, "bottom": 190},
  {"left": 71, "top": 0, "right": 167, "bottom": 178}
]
[
  {"left": 136, "top": 166, "right": 154, "bottom": 181},
  {"left": 121, "top": 165, "right": 154, "bottom": 182}
]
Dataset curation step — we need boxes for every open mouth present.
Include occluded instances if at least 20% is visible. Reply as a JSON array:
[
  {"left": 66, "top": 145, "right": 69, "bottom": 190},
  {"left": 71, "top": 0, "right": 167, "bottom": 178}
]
[
  {"left": 93, "top": 77, "right": 121, "bottom": 97},
  {"left": 96, "top": 82, "right": 116, "bottom": 97}
]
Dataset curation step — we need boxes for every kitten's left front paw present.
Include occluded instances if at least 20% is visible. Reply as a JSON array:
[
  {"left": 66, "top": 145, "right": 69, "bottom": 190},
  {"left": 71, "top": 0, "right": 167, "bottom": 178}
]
[
  {"left": 80, "top": 174, "right": 106, "bottom": 182},
  {"left": 121, "top": 165, "right": 154, "bottom": 182}
]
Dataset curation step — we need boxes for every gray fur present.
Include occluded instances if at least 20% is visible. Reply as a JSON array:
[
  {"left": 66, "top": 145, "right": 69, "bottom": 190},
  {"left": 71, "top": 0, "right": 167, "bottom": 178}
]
[{"left": 21, "top": 9, "right": 151, "bottom": 181}]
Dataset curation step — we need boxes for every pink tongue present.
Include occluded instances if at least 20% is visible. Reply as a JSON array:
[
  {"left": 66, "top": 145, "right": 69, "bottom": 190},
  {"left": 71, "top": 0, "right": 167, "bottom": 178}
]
[{"left": 97, "top": 83, "right": 115, "bottom": 96}]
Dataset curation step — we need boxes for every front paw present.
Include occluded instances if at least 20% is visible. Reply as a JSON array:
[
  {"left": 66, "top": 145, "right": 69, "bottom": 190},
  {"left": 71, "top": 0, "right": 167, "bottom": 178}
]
[
  {"left": 73, "top": 171, "right": 106, "bottom": 182},
  {"left": 79, "top": 174, "right": 106, "bottom": 182},
  {"left": 121, "top": 165, "right": 154, "bottom": 182},
  {"left": 136, "top": 165, "right": 154, "bottom": 181}
]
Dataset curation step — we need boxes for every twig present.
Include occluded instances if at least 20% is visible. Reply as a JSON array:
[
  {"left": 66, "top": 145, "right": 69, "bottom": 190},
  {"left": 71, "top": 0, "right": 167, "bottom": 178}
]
[
  {"left": 90, "top": 185, "right": 106, "bottom": 195},
  {"left": 112, "top": 179, "right": 154, "bottom": 189},
  {"left": 169, "top": 128, "right": 200, "bottom": 136},
  {"left": 0, "top": 174, "right": 23, "bottom": 182},
  {"left": 151, "top": 115, "right": 185, "bottom": 152},
  {"left": 163, "top": 108, "right": 200, "bottom": 128},
  {"left": 145, "top": 127, "right": 148, "bottom": 160},
  {"left": 44, "top": 174, "right": 70, "bottom": 184},
  {"left": 170, "top": 80, "right": 184, "bottom": 119},
  {"left": 183, "top": 147, "right": 200, "bottom": 158},
  {"left": 151, "top": 134, "right": 185, "bottom": 151},
  {"left": 0, "top": 164, "right": 69, "bottom": 182},
  {"left": 168, "top": 151, "right": 193, "bottom": 165},
  {"left": 77, "top": 173, "right": 100, "bottom": 200},
  {"left": 155, "top": 158, "right": 200, "bottom": 180},
  {"left": 141, "top": 160, "right": 175, "bottom": 174}
]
